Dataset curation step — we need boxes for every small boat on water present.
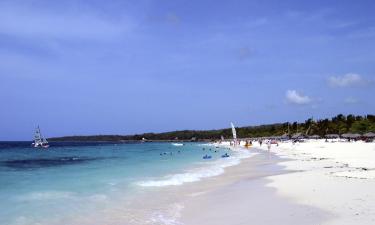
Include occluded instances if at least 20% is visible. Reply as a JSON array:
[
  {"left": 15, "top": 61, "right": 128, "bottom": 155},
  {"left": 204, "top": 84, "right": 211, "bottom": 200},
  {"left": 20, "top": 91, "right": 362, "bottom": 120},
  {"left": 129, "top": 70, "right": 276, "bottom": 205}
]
[{"left": 32, "top": 126, "right": 49, "bottom": 148}]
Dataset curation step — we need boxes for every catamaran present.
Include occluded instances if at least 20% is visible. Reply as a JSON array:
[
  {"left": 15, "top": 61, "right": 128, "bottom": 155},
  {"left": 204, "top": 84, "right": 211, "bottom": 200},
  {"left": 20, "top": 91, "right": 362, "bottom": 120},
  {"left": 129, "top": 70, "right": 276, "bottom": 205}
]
[{"left": 32, "top": 126, "right": 49, "bottom": 148}]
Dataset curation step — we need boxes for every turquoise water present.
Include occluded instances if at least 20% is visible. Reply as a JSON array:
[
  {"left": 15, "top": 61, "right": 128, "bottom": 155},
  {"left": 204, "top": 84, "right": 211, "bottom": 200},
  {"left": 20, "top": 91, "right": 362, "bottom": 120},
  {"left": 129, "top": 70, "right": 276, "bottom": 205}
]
[{"left": 0, "top": 142, "right": 241, "bottom": 225}]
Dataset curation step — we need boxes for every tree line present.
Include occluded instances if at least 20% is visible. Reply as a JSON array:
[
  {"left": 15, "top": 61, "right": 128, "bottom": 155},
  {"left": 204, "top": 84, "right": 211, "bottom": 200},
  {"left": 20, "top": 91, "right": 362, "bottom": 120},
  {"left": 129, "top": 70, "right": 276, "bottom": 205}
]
[{"left": 48, "top": 114, "right": 375, "bottom": 142}]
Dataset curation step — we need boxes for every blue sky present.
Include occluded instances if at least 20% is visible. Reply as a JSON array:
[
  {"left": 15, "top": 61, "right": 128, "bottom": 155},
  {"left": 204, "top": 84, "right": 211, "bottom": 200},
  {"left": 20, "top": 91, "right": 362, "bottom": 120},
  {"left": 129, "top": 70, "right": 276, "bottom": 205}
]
[{"left": 1, "top": 0, "right": 375, "bottom": 140}]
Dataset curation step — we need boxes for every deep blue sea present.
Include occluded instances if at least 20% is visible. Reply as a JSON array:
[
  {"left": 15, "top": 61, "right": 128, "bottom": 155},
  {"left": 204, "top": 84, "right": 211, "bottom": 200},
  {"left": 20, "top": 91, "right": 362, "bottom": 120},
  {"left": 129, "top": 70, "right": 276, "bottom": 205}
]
[{"left": 0, "top": 141, "right": 249, "bottom": 225}]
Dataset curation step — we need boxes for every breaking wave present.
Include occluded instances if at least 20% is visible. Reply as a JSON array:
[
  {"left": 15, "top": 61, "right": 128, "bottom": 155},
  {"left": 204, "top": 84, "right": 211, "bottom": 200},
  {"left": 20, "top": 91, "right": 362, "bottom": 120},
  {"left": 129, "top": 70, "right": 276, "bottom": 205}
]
[{"left": 137, "top": 149, "right": 253, "bottom": 187}]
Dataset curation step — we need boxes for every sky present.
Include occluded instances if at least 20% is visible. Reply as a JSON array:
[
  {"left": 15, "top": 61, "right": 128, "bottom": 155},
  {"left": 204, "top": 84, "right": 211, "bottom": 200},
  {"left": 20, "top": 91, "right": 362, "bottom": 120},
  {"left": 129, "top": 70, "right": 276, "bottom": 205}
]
[{"left": 1, "top": 0, "right": 375, "bottom": 140}]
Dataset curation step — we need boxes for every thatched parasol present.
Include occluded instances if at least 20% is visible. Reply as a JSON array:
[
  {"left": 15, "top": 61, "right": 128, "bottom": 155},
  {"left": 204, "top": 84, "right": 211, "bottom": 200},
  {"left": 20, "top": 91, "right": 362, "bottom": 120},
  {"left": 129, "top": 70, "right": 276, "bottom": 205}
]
[
  {"left": 309, "top": 135, "right": 321, "bottom": 139},
  {"left": 341, "top": 133, "right": 361, "bottom": 138},
  {"left": 325, "top": 134, "right": 339, "bottom": 139},
  {"left": 292, "top": 133, "right": 304, "bottom": 139},
  {"left": 363, "top": 132, "right": 375, "bottom": 138}
]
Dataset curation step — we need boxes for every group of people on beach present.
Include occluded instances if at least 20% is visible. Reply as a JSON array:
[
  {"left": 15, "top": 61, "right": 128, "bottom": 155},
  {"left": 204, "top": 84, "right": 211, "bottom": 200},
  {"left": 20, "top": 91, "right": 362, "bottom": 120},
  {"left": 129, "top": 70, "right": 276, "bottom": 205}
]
[
  {"left": 227, "top": 138, "right": 277, "bottom": 151},
  {"left": 253, "top": 138, "right": 276, "bottom": 151}
]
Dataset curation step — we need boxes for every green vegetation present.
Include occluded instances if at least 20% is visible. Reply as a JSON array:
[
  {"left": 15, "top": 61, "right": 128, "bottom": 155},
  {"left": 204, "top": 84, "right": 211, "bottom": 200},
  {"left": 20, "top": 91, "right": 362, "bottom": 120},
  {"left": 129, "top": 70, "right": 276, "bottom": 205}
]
[{"left": 49, "top": 114, "right": 375, "bottom": 142}]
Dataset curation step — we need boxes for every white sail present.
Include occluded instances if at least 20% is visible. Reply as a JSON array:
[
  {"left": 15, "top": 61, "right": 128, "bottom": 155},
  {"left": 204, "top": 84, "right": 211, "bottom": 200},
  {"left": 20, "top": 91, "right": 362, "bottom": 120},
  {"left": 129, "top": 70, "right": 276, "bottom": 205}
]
[
  {"left": 34, "top": 127, "right": 42, "bottom": 144},
  {"left": 33, "top": 126, "right": 49, "bottom": 148},
  {"left": 231, "top": 122, "right": 237, "bottom": 140}
]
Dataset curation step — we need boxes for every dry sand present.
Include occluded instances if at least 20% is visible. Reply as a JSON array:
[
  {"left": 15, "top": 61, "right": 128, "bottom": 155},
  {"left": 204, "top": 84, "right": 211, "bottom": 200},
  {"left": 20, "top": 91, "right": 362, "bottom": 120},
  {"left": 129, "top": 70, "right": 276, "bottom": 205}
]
[
  {"left": 258, "top": 139, "right": 375, "bottom": 225},
  {"left": 180, "top": 151, "right": 330, "bottom": 225},
  {"left": 73, "top": 140, "right": 375, "bottom": 225}
]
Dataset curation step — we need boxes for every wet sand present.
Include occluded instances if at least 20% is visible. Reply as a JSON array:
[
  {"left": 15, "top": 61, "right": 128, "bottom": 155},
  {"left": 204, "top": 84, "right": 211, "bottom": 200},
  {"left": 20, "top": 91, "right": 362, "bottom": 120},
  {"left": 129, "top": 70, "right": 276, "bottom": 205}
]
[
  {"left": 68, "top": 141, "right": 375, "bottom": 225},
  {"left": 180, "top": 150, "right": 330, "bottom": 225},
  {"left": 121, "top": 149, "right": 330, "bottom": 225}
]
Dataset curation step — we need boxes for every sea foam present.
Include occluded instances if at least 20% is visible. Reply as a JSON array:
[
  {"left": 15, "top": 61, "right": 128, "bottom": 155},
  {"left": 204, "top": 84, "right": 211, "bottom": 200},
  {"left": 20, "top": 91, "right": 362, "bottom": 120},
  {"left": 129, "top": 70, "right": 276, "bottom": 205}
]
[
  {"left": 137, "top": 149, "right": 253, "bottom": 187},
  {"left": 16, "top": 191, "right": 75, "bottom": 201}
]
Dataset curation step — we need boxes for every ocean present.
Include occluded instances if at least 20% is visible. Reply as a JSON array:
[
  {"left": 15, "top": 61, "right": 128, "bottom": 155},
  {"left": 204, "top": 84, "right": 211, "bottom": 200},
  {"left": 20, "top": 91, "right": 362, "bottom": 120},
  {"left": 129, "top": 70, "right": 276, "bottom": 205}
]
[{"left": 0, "top": 142, "right": 251, "bottom": 225}]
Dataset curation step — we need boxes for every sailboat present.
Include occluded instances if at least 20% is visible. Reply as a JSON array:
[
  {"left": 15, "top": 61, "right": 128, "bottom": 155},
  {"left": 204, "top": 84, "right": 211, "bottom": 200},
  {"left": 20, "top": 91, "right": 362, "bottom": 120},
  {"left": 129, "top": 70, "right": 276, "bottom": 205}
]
[
  {"left": 32, "top": 126, "right": 49, "bottom": 148},
  {"left": 231, "top": 122, "right": 237, "bottom": 146}
]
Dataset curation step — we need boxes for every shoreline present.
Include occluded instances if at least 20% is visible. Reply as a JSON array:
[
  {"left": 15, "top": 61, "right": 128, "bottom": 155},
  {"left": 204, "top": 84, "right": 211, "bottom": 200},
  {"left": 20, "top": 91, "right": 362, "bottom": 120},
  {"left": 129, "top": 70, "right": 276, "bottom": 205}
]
[
  {"left": 179, "top": 148, "right": 330, "bottom": 225},
  {"left": 132, "top": 140, "right": 375, "bottom": 225},
  {"left": 5, "top": 140, "right": 374, "bottom": 225},
  {"left": 113, "top": 146, "right": 330, "bottom": 225}
]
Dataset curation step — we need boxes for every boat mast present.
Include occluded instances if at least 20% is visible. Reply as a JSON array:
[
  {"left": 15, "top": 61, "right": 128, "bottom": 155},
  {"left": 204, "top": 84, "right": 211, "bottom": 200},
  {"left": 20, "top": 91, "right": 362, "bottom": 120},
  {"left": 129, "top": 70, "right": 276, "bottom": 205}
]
[
  {"left": 34, "top": 126, "right": 42, "bottom": 143},
  {"left": 231, "top": 122, "right": 237, "bottom": 145}
]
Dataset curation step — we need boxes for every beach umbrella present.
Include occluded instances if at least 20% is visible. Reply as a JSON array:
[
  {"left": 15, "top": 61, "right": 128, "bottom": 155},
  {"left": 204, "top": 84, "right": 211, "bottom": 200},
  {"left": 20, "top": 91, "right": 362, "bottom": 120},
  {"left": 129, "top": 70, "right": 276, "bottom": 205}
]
[
  {"left": 351, "top": 133, "right": 361, "bottom": 138},
  {"left": 292, "top": 133, "right": 304, "bottom": 139},
  {"left": 363, "top": 132, "right": 375, "bottom": 138},
  {"left": 325, "top": 134, "right": 339, "bottom": 139},
  {"left": 309, "top": 135, "right": 320, "bottom": 139},
  {"left": 281, "top": 134, "right": 289, "bottom": 139},
  {"left": 342, "top": 133, "right": 361, "bottom": 138}
]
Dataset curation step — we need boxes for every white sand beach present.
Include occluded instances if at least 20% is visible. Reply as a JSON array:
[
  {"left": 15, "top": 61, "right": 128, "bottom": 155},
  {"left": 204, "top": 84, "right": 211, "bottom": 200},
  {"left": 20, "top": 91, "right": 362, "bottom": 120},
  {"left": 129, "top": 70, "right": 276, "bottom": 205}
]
[
  {"left": 178, "top": 140, "right": 375, "bottom": 225},
  {"left": 180, "top": 151, "right": 330, "bottom": 225},
  {"left": 258, "top": 140, "right": 375, "bottom": 225},
  {"left": 50, "top": 140, "right": 375, "bottom": 225}
]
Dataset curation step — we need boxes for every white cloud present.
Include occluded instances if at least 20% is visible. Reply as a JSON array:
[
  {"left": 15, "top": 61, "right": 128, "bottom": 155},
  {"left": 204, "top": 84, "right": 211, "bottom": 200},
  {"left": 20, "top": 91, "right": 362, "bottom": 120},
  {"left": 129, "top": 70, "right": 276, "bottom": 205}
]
[
  {"left": 285, "top": 90, "right": 312, "bottom": 105},
  {"left": 328, "top": 73, "right": 368, "bottom": 87}
]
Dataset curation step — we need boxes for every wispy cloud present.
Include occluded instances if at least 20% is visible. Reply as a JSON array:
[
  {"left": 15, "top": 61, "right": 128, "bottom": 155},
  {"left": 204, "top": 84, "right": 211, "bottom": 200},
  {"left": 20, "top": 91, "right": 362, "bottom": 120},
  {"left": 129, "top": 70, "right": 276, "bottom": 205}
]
[
  {"left": 284, "top": 8, "right": 334, "bottom": 22},
  {"left": 347, "top": 27, "right": 375, "bottom": 39},
  {"left": 0, "top": 3, "right": 134, "bottom": 41},
  {"left": 236, "top": 47, "right": 252, "bottom": 61},
  {"left": 165, "top": 13, "right": 181, "bottom": 25},
  {"left": 145, "top": 12, "right": 181, "bottom": 26},
  {"left": 285, "top": 90, "right": 312, "bottom": 105},
  {"left": 334, "top": 21, "right": 358, "bottom": 29},
  {"left": 344, "top": 97, "right": 360, "bottom": 104},
  {"left": 245, "top": 18, "right": 268, "bottom": 28},
  {"left": 328, "top": 73, "right": 370, "bottom": 88}
]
